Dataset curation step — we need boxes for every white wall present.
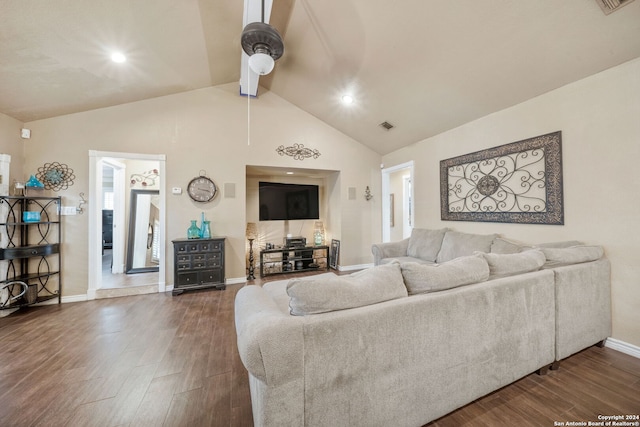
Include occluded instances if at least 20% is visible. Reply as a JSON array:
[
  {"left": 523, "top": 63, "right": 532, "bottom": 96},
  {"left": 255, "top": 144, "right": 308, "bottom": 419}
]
[
  {"left": 0, "top": 112, "right": 25, "bottom": 188},
  {"left": 382, "top": 57, "right": 640, "bottom": 348},
  {"left": 20, "top": 84, "right": 382, "bottom": 297}
]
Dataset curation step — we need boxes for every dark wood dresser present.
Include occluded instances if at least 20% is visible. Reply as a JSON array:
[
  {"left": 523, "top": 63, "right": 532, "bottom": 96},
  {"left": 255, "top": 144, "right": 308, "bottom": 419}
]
[{"left": 172, "top": 237, "right": 225, "bottom": 295}]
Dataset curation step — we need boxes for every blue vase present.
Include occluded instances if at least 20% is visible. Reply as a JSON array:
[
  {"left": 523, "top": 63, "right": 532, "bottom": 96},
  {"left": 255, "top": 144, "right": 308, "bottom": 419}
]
[
  {"left": 200, "top": 221, "right": 211, "bottom": 239},
  {"left": 187, "top": 220, "right": 200, "bottom": 239}
]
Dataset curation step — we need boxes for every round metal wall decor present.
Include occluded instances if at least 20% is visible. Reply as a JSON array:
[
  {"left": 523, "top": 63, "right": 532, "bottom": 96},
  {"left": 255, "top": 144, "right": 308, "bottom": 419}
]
[{"left": 36, "top": 162, "right": 76, "bottom": 191}]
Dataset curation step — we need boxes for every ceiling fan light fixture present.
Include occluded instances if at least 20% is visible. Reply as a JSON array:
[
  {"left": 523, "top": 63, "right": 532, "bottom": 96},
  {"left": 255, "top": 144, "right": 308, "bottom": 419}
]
[
  {"left": 248, "top": 52, "right": 275, "bottom": 75},
  {"left": 241, "top": 21, "right": 284, "bottom": 75}
]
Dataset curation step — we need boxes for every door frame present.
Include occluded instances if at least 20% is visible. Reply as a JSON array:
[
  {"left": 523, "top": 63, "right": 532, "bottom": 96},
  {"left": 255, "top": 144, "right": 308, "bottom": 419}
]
[
  {"left": 88, "top": 150, "right": 166, "bottom": 299},
  {"left": 381, "top": 161, "right": 414, "bottom": 242}
]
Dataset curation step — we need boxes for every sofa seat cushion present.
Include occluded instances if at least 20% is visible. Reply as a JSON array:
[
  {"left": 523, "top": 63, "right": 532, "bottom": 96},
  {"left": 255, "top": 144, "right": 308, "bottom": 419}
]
[
  {"left": 436, "top": 231, "right": 497, "bottom": 263},
  {"left": 380, "top": 256, "right": 435, "bottom": 266},
  {"left": 479, "top": 250, "right": 546, "bottom": 279},
  {"left": 540, "top": 245, "right": 604, "bottom": 268},
  {"left": 286, "top": 262, "right": 408, "bottom": 316},
  {"left": 400, "top": 254, "right": 490, "bottom": 295},
  {"left": 406, "top": 228, "right": 448, "bottom": 262}
]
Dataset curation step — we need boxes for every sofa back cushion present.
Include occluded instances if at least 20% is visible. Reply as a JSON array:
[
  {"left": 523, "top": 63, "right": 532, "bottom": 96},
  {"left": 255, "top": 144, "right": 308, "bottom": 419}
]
[
  {"left": 406, "top": 228, "right": 448, "bottom": 262},
  {"left": 286, "top": 262, "right": 407, "bottom": 316},
  {"left": 479, "top": 250, "right": 546, "bottom": 279},
  {"left": 436, "top": 231, "right": 497, "bottom": 263},
  {"left": 539, "top": 245, "right": 604, "bottom": 268},
  {"left": 401, "top": 254, "right": 490, "bottom": 295}
]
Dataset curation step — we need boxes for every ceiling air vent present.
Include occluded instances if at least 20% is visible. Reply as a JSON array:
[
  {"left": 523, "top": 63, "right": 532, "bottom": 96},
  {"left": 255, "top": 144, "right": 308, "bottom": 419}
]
[
  {"left": 379, "top": 121, "right": 394, "bottom": 131},
  {"left": 595, "top": 0, "right": 636, "bottom": 14}
]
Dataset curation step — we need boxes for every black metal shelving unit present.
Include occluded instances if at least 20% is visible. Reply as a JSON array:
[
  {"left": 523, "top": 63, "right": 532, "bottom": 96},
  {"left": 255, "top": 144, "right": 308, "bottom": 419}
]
[{"left": 0, "top": 196, "right": 62, "bottom": 309}]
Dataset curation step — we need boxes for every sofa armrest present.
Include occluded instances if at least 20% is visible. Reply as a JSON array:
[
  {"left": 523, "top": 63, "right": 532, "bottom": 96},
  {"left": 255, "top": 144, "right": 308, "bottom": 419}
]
[
  {"left": 553, "top": 258, "right": 611, "bottom": 361},
  {"left": 371, "top": 238, "right": 410, "bottom": 265},
  {"left": 234, "top": 285, "right": 304, "bottom": 386}
]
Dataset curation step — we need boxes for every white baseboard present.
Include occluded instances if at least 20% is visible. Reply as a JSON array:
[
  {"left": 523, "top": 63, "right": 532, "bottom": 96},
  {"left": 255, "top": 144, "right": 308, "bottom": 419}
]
[
  {"left": 338, "top": 263, "right": 374, "bottom": 272},
  {"left": 605, "top": 337, "right": 640, "bottom": 359},
  {"left": 227, "top": 277, "right": 247, "bottom": 285},
  {"left": 61, "top": 294, "right": 89, "bottom": 304}
]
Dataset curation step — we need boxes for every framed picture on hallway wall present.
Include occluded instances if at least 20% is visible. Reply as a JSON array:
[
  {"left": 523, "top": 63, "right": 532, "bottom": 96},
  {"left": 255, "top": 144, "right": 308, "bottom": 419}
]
[{"left": 329, "top": 239, "right": 340, "bottom": 270}]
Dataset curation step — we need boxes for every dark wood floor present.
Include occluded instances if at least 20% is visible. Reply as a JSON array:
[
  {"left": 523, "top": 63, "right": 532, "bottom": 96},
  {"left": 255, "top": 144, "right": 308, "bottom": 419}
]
[{"left": 1, "top": 276, "right": 639, "bottom": 426}]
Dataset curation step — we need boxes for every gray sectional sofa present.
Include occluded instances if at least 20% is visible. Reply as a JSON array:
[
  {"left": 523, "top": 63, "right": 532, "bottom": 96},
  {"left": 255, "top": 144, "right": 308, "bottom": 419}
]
[{"left": 234, "top": 228, "right": 611, "bottom": 427}]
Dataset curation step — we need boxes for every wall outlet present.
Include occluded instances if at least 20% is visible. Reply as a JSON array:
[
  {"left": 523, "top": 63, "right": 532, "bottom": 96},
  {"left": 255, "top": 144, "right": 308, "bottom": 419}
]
[{"left": 60, "top": 206, "right": 77, "bottom": 215}]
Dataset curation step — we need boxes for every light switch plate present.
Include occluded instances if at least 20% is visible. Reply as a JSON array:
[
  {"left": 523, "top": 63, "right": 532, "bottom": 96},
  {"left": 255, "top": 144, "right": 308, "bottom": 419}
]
[{"left": 60, "top": 206, "right": 76, "bottom": 215}]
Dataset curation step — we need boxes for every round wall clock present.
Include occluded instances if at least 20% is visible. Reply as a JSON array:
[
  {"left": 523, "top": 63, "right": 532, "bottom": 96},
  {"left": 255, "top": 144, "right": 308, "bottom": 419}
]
[{"left": 187, "top": 175, "right": 218, "bottom": 202}]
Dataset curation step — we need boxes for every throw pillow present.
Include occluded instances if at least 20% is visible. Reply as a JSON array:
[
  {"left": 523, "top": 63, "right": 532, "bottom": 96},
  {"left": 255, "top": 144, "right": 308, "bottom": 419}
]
[
  {"left": 286, "top": 262, "right": 408, "bottom": 316},
  {"left": 436, "top": 231, "right": 497, "bottom": 263},
  {"left": 480, "top": 250, "right": 546, "bottom": 278},
  {"left": 490, "top": 237, "right": 532, "bottom": 254},
  {"left": 406, "top": 228, "right": 448, "bottom": 262},
  {"left": 400, "top": 254, "right": 490, "bottom": 295},
  {"left": 539, "top": 245, "right": 604, "bottom": 268}
]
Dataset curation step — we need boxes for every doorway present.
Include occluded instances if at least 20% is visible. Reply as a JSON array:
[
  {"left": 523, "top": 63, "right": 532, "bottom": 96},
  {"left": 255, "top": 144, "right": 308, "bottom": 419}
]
[
  {"left": 88, "top": 151, "right": 166, "bottom": 299},
  {"left": 381, "top": 161, "right": 414, "bottom": 242}
]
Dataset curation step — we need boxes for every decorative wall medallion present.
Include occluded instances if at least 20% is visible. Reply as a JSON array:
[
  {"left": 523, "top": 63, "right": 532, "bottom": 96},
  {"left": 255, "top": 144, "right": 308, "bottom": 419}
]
[
  {"left": 276, "top": 144, "right": 321, "bottom": 160},
  {"left": 440, "top": 131, "right": 563, "bottom": 224},
  {"left": 36, "top": 162, "right": 75, "bottom": 191},
  {"left": 130, "top": 169, "right": 159, "bottom": 187}
]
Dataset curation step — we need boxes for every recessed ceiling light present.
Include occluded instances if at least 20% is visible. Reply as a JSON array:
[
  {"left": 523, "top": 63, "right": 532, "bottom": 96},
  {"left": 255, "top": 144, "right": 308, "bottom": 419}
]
[
  {"left": 110, "top": 52, "right": 127, "bottom": 63},
  {"left": 341, "top": 94, "right": 354, "bottom": 105},
  {"left": 286, "top": 171, "right": 294, "bottom": 175}
]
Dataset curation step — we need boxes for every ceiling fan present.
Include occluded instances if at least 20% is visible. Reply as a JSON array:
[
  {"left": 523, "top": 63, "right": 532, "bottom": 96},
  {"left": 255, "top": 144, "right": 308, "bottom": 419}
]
[{"left": 239, "top": 0, "right": 292, "bottom": 96}]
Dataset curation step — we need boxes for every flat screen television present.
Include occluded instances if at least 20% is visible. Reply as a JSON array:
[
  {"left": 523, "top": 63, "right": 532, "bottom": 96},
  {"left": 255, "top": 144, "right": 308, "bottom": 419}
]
[{"left": 259, "top": 181, "right": 320, "bottom": 221}]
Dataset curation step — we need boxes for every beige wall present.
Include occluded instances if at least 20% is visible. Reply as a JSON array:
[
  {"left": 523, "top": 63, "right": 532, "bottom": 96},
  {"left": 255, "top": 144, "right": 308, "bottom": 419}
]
[
  {"left": 0, "top": 112, "right": 25, "bottom": 188},
  {"left": 382, "top": 57, "right": 640, "bottom": 347},
  {"left": 19, "top": 83, "right": 381, "bottom": 296}
]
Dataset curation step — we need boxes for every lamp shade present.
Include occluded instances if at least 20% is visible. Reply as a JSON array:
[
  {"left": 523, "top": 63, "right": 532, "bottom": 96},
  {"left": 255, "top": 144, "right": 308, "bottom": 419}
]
[{"left": 246, "top": 222, "right": 258, "bottom": 239}]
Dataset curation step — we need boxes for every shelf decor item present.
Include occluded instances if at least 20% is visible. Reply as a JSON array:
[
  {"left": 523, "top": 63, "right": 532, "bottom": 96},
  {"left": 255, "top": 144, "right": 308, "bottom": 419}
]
[
  {"left": 187, "top": 220, "right": 200, "bottom": 239},
  {"left": 313, "top": 221, "right": 324, "bottom": 246},
  {"left": 246, "top": 222, "right": 257, "bottom": 280},
  {"left": 200, "top": 221, "right": 211, "bottom": 239},
  {"left": 22, "top": 211, "right": 40, "bottom": 223}
]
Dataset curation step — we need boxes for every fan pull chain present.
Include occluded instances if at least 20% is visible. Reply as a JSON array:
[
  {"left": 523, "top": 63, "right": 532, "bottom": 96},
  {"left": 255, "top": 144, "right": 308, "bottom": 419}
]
[{"left": 247, "top": 58, "right": 251, "bottom": 146}]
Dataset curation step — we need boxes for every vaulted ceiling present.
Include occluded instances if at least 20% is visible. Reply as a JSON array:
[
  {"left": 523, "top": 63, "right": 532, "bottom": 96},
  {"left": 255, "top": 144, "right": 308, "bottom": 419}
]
[{"left": 1, "top": 0, "right": 640, "bottom": 154}]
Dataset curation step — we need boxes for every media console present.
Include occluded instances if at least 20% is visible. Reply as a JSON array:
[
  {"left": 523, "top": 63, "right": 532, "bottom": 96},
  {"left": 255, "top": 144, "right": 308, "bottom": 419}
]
[{"left": 259, "top": 245, "right": 329, "bottom": 277}]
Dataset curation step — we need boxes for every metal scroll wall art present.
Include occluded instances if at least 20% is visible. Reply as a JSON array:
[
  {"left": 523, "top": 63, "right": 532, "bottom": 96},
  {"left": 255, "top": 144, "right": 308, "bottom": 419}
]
[
  {"left": 440, "top": 131, "right": 563, "bottom": 225},
  {"left": 36, "top": 162, "right": 75, "bottom": 191},
  {"left": 130, "top": 169, "right": 159, "bottom": 187},
  {"left": 276, "top": 144, "right": 321, "bottom": 161}
]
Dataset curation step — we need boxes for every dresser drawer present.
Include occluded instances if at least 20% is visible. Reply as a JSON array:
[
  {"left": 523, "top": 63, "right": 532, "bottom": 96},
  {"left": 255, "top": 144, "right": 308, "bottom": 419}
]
[
  {"left": 200, "top": 269, "right": 222, "bottom": 284},
  {"left": 176, "top": 272, "right": 198, "bottom": 287},
  {"left": 201, "top": 241, "right": 223, "bottom": 251},
  {"left": 176, "top": 254, "right": 190, "bottom": 263}
]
